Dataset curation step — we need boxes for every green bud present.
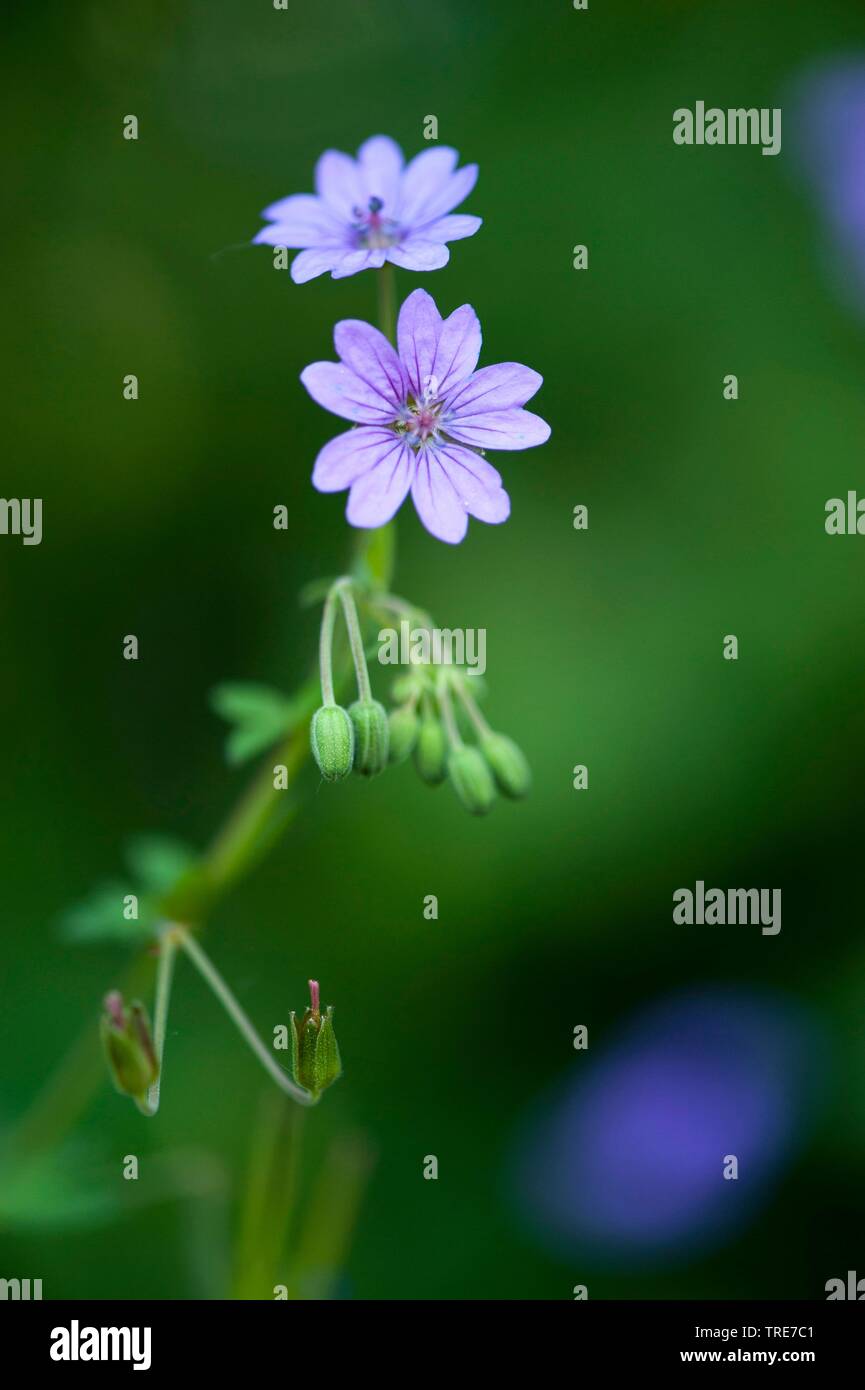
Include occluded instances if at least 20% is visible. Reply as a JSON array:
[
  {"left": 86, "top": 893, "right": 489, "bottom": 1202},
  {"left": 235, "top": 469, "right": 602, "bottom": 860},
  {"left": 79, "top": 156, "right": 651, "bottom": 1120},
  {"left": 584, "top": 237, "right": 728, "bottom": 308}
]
[
  {"left": 414, "top": 710, "right": 447, "bottom": 785},
  {"left": 100, "top": 992, "right": 159, "bottom": 1101},
  {"left": 311, "top": 704, "right": 354, "bottom": 782},
  {"left": 388, "top": 704, "right": 419, "bottom": 763},
  {"left": 480, "top": 732, "right": 531, "bottom": 799},
  {"left": 447, "top": 744, "right": 496, "bottom": 815},
  {"left": 289, "top": 980, "right": 342, "bottom": 1100},
  {"left": 391, "top": 672, "right": 423, "bottom": 704},
  {"left": 349, "top": 698, "right": 389, "bottom": 777}
]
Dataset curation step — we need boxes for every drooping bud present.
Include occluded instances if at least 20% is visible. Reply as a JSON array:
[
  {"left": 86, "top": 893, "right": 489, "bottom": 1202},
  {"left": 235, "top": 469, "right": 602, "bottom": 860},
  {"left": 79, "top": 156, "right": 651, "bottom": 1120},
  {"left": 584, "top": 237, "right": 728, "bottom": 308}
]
[
  {"left": 289, "top": 979, "right": 342, "bottom": 1100},
  {"left": 100, "top": 991, "right": 159, "bottom": 1101},
  {"left": 447, "top": 744, "right": 496, "bottom": 815},
  {"left": 311, "top": 704, "right": 355, "bottom": 782},
  {"left": 480, "top": 732, "right": 531, "bottom": 799},
  {"left": 388, "top": 704, "right": 419, "bottom": 763},
  {"left": 348, "top": 698, "right": 389, "bottom": 777},
  {"left": 414, "top": 709, "right": 447, "bottom": 785}
]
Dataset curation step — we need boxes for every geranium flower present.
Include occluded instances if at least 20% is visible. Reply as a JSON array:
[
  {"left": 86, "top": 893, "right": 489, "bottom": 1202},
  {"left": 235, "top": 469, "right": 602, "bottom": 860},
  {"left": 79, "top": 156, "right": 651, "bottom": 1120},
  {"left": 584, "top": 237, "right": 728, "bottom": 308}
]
[
  {"left": 300, "top": 288, "right": 551, "bottom": 544},
  {"left": 254, "top": 135, "right": 481, "bottom": 282}
]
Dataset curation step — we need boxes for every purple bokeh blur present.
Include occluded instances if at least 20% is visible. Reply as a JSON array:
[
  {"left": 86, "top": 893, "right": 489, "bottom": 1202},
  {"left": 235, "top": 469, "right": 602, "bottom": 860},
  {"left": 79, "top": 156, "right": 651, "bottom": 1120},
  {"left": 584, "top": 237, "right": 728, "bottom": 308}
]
[
  {"left": 792, "top": 57, "right": 865, "bottom": 311},
  {"left": 512, "top": 988, "right": 824, "bottom": 1264}
]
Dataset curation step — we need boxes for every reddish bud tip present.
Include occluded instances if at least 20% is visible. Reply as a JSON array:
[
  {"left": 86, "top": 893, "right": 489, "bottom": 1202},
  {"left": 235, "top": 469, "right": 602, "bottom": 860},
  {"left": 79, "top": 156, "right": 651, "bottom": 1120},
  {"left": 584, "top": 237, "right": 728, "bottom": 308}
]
[
  {"left": 104, "top": 991, "right": 125, "bottom": 1029},
  {"left": 309, "top": 979, "right": 320, "bottom": 1015}
]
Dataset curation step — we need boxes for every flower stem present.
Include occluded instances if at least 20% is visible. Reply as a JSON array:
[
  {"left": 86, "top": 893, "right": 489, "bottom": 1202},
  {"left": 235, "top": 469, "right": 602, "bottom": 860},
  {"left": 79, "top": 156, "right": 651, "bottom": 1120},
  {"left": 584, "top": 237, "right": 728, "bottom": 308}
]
[
  {"left": 337, "top": 580, "right": 373, "bottom": 702},
  {"left": 136, "top": 931, "right": 178, "bottom": 1117},
  {"left": 176, "top": 927, "right": 317, "bottom": 1107},
  {"left": 377, "top": 263, "right": 396, "bottom": 346},
  {"left": 318, "top": 582, "right": 343, "bottom": 706},
  {"left": 452, "top": 676, "right": 492, "bottom": 739},
  {"left": 436, "top": 673, "right": 463, "bottom": 749}
]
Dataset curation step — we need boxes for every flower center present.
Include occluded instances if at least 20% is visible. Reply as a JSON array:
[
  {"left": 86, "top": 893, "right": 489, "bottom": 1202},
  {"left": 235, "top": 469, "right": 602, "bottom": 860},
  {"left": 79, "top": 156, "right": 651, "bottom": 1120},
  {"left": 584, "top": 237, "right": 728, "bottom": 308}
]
[
  {"left": 352, "top": 195, "right": 400, "bottom": 249},
  {"left": 401, "top": 388, "right": 444, "bottom": 448}
]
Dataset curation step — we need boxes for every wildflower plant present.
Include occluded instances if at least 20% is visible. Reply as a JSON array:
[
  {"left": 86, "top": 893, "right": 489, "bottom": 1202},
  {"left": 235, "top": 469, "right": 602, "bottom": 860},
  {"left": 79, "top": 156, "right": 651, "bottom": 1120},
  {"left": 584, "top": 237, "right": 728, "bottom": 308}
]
[{"left": 26, "top": 135, "right": 548, "bottom": 1241}]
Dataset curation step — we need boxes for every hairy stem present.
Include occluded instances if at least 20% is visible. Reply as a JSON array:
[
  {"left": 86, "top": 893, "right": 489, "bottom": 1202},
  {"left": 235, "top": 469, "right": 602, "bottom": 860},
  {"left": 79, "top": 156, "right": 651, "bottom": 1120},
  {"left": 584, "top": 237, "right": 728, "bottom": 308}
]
[
  {"left": 452, "top": 676, "right": 492, "bottom": 739},
  {"left": 318, "top": 583, "right": 343, "bottom": 706},
  {"left": 437, "top": 673, "right": 463, "bottom": 749},
  {"left": 176, "top": 927, "right": 316, "bottom": 1107},
  {"left": 337, "top": 581, "right": 372, "bottom": 702}
]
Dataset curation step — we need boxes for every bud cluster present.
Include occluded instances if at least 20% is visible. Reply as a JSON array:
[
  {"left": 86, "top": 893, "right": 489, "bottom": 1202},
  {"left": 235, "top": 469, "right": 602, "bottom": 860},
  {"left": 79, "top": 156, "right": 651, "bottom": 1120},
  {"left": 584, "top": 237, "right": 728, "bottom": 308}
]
[
  {"left": 311, "top": 584, "right": 529, "bottom": 815},
  {"left": 387, "top": 666, "right": 530, "bottom": 815},
  {"left": 311, "top": 580, "right": 391, "bottom": 781}
]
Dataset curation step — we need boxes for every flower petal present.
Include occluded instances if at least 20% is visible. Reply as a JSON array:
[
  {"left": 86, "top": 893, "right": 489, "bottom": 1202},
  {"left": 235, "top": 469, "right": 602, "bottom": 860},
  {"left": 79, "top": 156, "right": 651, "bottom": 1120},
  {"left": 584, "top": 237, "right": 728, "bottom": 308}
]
[
  {"left": 312, "top": 427, "right": 404, "bottom": 493},
  {"left": 334, "top": 320, "right": 407, "bottom": 410},
  {"left": 398, "top": 148, "right": 459, "bottom": 222},
  {"left": 300, "top": 362, "right": 397, "bottom": 424},
  {"left": 436, "top": 443, "right": 510, "bottom": 524},
  {"left": 411, "top": 453, "right": 469, "bottom": 544},
  {"left": 346, "top": 437, "right": 414, "bottom": 528},
  {"left": 290, "top": 248, "right": 346, "bottom": 283},
  {"left": 314, "top": 149, "right": 362, "bottom": 220},
  {"left": 430, "top": 304, "right": 482, "bottom": 397},
  {"left": 445, "top": 362, "right": 544, "bottom": 415},
  {"left": 445, "top": 407, "right": 551, "bottom": 450},
  {"left": 386, "top": 239, "right": 450, "bottom": 272},
  {"left": 397, "top": 288, "right": 443, "bottom": 397},
  {"left": 330, "top": 248, "right": 387, "bottom": 279},
  {"left": 256, "top": 193, "right": 344, "bottom": 246},
  {"left": 405, "top": 164, "right": 479, "bottom": 228},
  {"left": 418, "top": 213, "right": 483, "bottom": 243},
  {"left": 357, "top": 135, "right": 404, "bottom": 213}
]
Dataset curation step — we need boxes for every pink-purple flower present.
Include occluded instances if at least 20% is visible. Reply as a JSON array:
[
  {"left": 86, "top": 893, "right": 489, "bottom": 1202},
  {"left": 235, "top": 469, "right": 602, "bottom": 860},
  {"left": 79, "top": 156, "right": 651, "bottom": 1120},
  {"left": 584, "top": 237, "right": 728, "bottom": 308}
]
[
  {"left": 254, "top": 135, "right": 481, "bottom": 282},
  {"left": 300, "top": 288, "right": 550, "bottom": 544}
]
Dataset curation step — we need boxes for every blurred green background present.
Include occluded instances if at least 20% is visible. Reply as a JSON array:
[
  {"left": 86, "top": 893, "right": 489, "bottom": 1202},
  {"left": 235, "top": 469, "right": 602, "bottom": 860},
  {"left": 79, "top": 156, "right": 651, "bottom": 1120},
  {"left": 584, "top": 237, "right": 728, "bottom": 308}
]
[{"left": 3, "top": 0, "right": 865, "bottom": 1299}]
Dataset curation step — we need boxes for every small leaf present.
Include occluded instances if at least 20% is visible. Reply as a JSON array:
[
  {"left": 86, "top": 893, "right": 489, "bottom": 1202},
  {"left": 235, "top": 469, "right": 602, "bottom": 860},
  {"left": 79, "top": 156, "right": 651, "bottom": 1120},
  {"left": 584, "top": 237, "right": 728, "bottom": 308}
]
[
  {"left": 0, "top": 1144, "right": 124, "bottom": 1230},
  {"left": 210, "top": 682, "right": 300, "bottom": 766},
  {"left": 298, "top": 576, "right": 339, "bottom": 607},
  {"left": 125, "top": 834, "right": 197, "bottom": 894},
  {"left": 57, "top": 882, "right": 154, "bottom": 946}
]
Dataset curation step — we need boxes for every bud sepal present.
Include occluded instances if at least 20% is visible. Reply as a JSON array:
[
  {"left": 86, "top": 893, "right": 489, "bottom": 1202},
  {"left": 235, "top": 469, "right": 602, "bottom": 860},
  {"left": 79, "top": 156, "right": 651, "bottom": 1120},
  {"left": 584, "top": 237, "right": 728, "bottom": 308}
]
[
  {"left": 289, "top": 980, "right": 342, "bottom": 1101},
  {"left": 100, "top": 991, "right": 159, "bottom": 1103}
]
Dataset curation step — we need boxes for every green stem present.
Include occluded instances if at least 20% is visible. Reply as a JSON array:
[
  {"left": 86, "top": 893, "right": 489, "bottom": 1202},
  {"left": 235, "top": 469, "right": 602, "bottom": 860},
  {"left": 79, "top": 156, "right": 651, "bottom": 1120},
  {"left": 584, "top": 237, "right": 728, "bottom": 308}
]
[
  {"left": 136, "top": 931, "right": 178, "bottom": 1117},
  {"left": 452, "top": 676, "right": 492, "bottom": 739},
  {"left": 318, "top": 583, "right": 343, "bottom": 706},
  {"left": 176, "top": 927, "right": 316, "bottom": 1107},
  {"left": 377, "top": 263, "right": 396, "bottom": 346},
  {"left": 436, "top": 673, "right": 463, "bottom": 749},
  {"left": 337, "top": 581, "right": 372, "bottom": 702}
]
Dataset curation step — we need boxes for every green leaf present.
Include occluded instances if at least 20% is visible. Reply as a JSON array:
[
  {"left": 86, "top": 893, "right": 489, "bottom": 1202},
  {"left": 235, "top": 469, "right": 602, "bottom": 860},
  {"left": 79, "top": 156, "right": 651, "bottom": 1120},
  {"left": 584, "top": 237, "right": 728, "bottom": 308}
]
[
  {"left": 210, "top": 682, "right": 300, "bottom": 766},
  {"left": 0, "top": 1144, "right": 124, "bottom": 1230},
  {"left": 125, "top": 834, "right": 197, "bottom": 894},
  {"left": 298, "top": 576, "right": 339, "bottom": 607},
  {"left": 56, "top": 881, "right": 154, "bottom": 946}
]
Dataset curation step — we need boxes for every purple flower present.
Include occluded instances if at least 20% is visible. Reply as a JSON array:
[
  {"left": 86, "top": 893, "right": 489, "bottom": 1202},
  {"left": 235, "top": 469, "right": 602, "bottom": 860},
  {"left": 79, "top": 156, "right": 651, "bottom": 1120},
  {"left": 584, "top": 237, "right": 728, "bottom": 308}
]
[
  {"left": 791, "top": 60, "right": 865, "bottom": 311},
  {"left": 300, "top": 288, "right": 551, "bottom": 544},
  {"left": 254, "top": 135, "right": 481, "bottom": 282},
  {"left": 511, "top": 988, "right": 824, "bottom": 1265}
]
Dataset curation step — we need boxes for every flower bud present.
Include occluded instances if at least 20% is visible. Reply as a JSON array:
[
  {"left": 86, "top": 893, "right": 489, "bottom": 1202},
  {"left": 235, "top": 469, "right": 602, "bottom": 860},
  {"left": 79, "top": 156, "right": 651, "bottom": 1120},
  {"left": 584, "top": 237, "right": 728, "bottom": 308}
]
[
  {"left": 289, "top": 980, "right": 342, "bottom": 1100},
  {"left": 311, "top": 704, "right": 354, "bottom": 782},
  {"left": 388, "top": 704, "right": 419, "bottom": 763},
  {"left": 447, "top": 744, "right": 496, "bottom": 815},
  {"left": 414, "top": 710, "right": 447, "bottom": 784},
  {"left": 349, "top": 698, "right": 389, "bottom": 777},
  {"left": 480, "top": 732, "right": 531, "bottom": 799},
  {"left": 100, "top": 991, "right": 159, "bottom": 1101}
]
